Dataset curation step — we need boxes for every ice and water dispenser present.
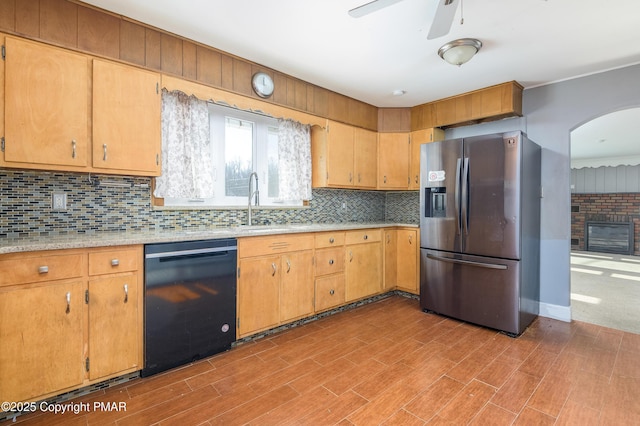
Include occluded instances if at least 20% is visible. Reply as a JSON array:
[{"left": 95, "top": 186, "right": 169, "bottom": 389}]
[{"left": 424, "top": 187, "right": 447, "bottom": 218}]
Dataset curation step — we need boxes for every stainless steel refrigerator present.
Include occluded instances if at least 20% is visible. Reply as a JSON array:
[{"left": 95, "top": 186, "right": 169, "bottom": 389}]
[{"left": 420, "top": 131, "right": 541, "bottom": 335}]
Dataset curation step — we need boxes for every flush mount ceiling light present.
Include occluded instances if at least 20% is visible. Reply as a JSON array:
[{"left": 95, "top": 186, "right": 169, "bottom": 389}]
[{"left": 438, "top": 38, "right": 482, "bottom": 66}]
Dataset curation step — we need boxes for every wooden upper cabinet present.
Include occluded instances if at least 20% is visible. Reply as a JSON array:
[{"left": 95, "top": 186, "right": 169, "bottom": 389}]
[
  {"left": 3, "top": 36, "right": 89, "bottom": 170},
  {"left": 378, "top": 132, "right": 410, "bottom": 189},
  {"left": 312, "top": 120, "right": 378, "bottom": 189},
  {"left": 409, "top": 128, "right": 445, "bottom": 189},
  {"left": 411, "top": 81, "right": 523, "bottom": 130},
  {"left": 354, "top": 128, "right": 378, "bottom": 189},
  {"left": 92, "top": 59, "right": 161, "bottom": 176}
]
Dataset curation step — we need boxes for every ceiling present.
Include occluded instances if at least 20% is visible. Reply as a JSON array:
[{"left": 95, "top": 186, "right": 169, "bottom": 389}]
[
  {"left": 80, "top": 0, "right": 640, "bottom": 108},
  {"left": 80, "top": 0, "right": 640, "bottom": 162}
]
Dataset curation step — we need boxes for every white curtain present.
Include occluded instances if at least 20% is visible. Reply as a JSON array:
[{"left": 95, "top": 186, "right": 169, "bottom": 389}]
[
  {"left": 277, "top": 118, "right": 312, "bottom": 201},
  {"left": 154, "top": 89, "right": 214, "bottom": 199}
]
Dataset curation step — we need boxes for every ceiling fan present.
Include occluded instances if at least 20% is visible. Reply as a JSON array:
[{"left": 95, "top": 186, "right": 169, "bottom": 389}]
[{"left": 348, "top": 0, "right": 460, "bottom": 40}]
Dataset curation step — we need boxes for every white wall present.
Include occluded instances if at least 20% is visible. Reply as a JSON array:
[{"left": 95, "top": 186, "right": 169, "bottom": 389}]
[{"left": 445, "top": 63, "right": 640, "bottom": 322}]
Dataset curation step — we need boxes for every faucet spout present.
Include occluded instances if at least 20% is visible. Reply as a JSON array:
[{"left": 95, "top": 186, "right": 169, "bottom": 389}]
[{"left": 248, "top": 172, "right": 259, "bottom": 226}]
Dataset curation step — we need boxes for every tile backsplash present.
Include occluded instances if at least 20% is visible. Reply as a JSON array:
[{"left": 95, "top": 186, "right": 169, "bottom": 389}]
[{"left": 0, "top": 170, "right": 419, "bottom": 238}]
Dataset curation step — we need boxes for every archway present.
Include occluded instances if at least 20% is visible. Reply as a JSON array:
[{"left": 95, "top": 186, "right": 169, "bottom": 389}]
[{"left": 569, "top": 107, "right": 640, "bottom": 333}]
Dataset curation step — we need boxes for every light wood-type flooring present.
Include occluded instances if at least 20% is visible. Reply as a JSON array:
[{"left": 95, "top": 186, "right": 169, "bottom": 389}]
[{"left": 12, "top": 295, "right": 640, "bottom": 425}]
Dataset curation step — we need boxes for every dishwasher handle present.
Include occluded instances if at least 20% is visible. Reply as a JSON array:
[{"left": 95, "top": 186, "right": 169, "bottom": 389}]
[{"left": 145, "top": 245, "right": 237, "bottom": 259}]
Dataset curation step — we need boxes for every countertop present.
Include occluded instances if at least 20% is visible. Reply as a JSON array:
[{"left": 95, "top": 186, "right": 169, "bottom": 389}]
[{"left": 0, "top": 223, "right": 418, "bottom": 254}]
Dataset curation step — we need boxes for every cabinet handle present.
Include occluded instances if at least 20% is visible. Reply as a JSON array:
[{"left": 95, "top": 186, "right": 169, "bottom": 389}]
[
  {"left": 272, "top": 263, "right": 277, "bottom": 276},
  {"left": 329, "top": 259, "right": 334, "bottom": 265},
  {"left": 329, "top": 237, "right": 335, "bottom": 244},
  {"left": 38, "top": 266, "right": 49, "bottom": 274},
  {"left": 384, "top": 176, "right": 387, "bottom": 184},
  {"left": 66, "top": 292, "right": 71, "bottom": 314},
  {"left": 123, "top": 284, "right": 128, "bottom": 303},
  {"left": 329, "top": 289, "right": 335, "bottom": 295},
  {"left": 103, "top": 144, "right": 108, "bottom": 161},
  {"left": 286, "top": 259, "right": 291, "bottom": 273},
  {"left": 358, "top": 173, "right": 361, "bottom": 183},
  {"left": 349, "top": 172, "right": 353, "bottom": 183},
  {"left": 387, "top": 234, "right": 391, "bottom": 243},
  {"left": 409, "top": 235, "right": 413, "bottom": 244},
  {"left": 71, "top": 140, "right": 76, "bottom": 159},
  {"left": 349, "top": 251, "right": 353, "bottom": 262},
  {"left": 415, "top": 175, "right": 419, "bottom": 184},
  {"left": 156, "top": 153, "right": 160, "bottom": 166},
  {"left": 111, "top": 259, "right": 119, "bottom": 267}
]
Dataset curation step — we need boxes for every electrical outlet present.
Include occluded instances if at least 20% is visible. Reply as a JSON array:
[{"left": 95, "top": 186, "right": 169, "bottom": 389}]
[
  {"left": 52, "top": 193, "right": 67, "bottom": 210},
  {"left": 341, "top": 202, "right": 347, "bottom": 210}
]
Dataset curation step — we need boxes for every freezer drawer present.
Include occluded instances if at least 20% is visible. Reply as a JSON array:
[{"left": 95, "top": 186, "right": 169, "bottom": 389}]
[{"left": 420, "top": 248, "right": 531, "bottom": 335}]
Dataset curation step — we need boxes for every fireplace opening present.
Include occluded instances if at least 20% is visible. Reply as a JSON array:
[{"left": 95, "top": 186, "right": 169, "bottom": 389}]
[{"left": 585, "top": 221, "right": 634, "bottom": 255}]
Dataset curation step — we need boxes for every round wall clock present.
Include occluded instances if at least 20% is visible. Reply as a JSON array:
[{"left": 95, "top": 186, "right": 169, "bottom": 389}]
[{"left": 252, "top": 72, "right": 275, "bottom": 98}]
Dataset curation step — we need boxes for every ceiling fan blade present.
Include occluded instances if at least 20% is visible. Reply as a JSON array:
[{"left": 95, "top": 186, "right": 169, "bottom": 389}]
[
  {"left": 348, "top": 0, "right": 406, "bottom": 18},
  {"left": 427, "top": 0, "right": 460, "bottom": 40}
]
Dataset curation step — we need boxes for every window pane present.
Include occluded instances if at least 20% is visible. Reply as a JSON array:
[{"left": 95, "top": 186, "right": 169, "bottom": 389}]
[
  {"left": 267, "top": 126, "right": 279, "bottom": 198},
  {"left": 225, "top": 118, "right": 253, "bottom": 197}
]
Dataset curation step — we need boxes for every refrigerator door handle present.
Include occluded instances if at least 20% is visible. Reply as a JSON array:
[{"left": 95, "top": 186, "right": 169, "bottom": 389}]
[
  {"left": 426, "top": 253, "right": 508, "bottom": 270},
  {"left": 455, "top": 158, "right": 462, "bottom": 235},
  {"left": 462, "top": 157, "right": 470, "bottom": 235}
]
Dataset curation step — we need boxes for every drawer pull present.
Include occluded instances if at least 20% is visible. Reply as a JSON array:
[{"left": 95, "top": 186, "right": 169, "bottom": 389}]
[
  {"left": 124, "top": 284, "right": 128, "bottom": 303},
  {"left": 329, "top": 289, "right": 335, "bottom": 295},
  {"left": 38, "top": 266, "right": 49, "bottom": 274},
  {"left": 66, "top": 292, "right": 71, "bottom": 314},
  {"left": 363, "top": 234, "right": 368, "bottom": 240},
  {"left": 329, "top": 259, "right": 334, "bottom": 265},
  {"left": 329, "top": 237, "right": 335, "bottom": 244},
  {"left": 272, "top": 263, "right": 277, "bottom": 276},
  {"left": 111, "top": 259, "right": 120, "bottom": 267}
]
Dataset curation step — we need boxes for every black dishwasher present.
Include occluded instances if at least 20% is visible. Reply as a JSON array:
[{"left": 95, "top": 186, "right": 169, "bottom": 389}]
[{"left": 142, "top": 238, "right": 237, "bottom": 377}]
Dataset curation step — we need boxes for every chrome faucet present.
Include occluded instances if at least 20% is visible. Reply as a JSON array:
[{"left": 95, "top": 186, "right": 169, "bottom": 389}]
[{"left": 247, "top": 172, "right": 259, "bottom": 226}]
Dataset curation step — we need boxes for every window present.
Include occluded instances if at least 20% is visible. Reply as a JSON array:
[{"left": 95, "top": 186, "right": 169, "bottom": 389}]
[{"left": 162, "top": 103, "right": 301, "bottom": 207}]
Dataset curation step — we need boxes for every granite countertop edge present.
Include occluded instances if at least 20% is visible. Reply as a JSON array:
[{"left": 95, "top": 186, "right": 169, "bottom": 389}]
[{"left": 0, "top": 223, "right": 419, "bottom": 254}]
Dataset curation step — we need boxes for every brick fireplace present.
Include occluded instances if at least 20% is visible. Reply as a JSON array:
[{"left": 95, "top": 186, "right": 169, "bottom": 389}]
[{"left": 571, "top": 193, "right": 640, "bottom": 255}]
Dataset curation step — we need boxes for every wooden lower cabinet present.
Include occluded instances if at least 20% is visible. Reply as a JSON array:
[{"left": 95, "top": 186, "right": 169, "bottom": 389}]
[
  {"left": 0, "top": 280, "right": 85, "bottom": 403},
  {"left": 345, "top": 229, "right": 383, "bottom": 302},
  {"left": 237, "top": 255, "right": 281, "bottom": 337},
  {"left": 314, "top": 232, "right": 346, "bottom": 312},
  {"left": 237, "top": 234, "right": 314, "bottom": 338},
  {"left": 0, "top": 246, "right": 143, "bottom": 404},
  {"left": 396, "top": 229, "right": 419, "bottom": 294},
  {"left": 88, "top": 273, "right": 140, "bottom": 381}
]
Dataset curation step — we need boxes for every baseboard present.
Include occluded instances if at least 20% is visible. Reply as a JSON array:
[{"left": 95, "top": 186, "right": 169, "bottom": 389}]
[{"left": 538, "top": 301, "right": 571, "bottom": 322}]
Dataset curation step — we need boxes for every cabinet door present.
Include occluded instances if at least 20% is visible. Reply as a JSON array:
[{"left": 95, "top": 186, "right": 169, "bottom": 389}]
[
  {"left": 384, "top": 230, "right": 397, "bottom": 291},
  {"left": 4, "top": 37, "right": 88, "bottom": 169},
  {"left": 88, "top": 274, "right": 140, "bottom": 380},
  {"left": 354, "top": 128, "right": 378, "bottom": 188},
  {"left": 409, "top": 128, "right": 444, "bottom": 190},
  {"left": 345, "top": 242, "right": 382, "bottom": 301},
  {"left": 326, "top": 121, "right": 355, "bottom": 187},
  {"left": 0, "top": 280, "right": 85, "bottom": 402},
  {"left": 378, "top": 133, "right": 410, "bottom": 189},
  {"left": 93, "top": 59, "right": 161, "bottom": 175},
  {"left": 280, "top": 250, "right": 314, "bottom": 322},
  {"left": 397, "top": 229, "right": 419, "bottom": 293},
  {"left": 237, "top": 256, "right": 280, "bottom": 336}
]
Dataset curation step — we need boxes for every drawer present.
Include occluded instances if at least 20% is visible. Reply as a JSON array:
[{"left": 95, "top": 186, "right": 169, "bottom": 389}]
[
  {"left": 345, "top": 229, "right": 382, "bottom": 245},
  {"left": 315, "top": 247, "right": 345, "bottom": 276},
  {"left": 315, "top": 232, "right": 345, "bottom": 249},
  {"left": 315, "top": 274, "right": 345, "bottom": 312},
  {"left": 89, "top": 247, "right": 140, "bottom": 276},
  {"left": 238, "top": 234, "right": 314, "bottom": 258},
  {"left": 0, "top": 253, "right": 84, "bottom": 287}
]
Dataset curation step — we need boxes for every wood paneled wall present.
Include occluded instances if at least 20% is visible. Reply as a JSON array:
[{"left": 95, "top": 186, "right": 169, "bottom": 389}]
[{"left": 0, "top": 0, "right": 378, "bottom": 130}]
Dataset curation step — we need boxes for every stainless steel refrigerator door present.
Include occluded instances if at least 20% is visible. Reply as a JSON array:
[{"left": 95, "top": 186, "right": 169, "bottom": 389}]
[
  {"left": 420, "top": 139, "right": 463, "bottom": 253},
  {"left": 420, "top": 248, "right": 522, "bottom": 335},
  {"left": 463, "top": 132, "right": 521, "bottom": 260}
]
